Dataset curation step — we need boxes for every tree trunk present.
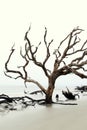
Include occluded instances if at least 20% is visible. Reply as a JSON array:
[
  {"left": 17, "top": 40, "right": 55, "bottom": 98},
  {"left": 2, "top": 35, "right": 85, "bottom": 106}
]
[
  {"left": 45, "top": 89, "right": 54, "bottom": 104},
  {"left": 45, "top": 76, "right": 55, "bottom": 104}
]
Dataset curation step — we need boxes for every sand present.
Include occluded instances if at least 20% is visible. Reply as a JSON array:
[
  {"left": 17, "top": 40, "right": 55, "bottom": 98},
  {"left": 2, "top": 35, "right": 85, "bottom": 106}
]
[{"left": 0, "top": 95, "right": 87, "bottom": 130}]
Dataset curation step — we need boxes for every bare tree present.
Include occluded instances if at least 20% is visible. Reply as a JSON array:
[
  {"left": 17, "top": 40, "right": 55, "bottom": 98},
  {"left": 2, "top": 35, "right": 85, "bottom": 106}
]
[{"left": 5, "top": 26, "right": 87, "bottom": 103}]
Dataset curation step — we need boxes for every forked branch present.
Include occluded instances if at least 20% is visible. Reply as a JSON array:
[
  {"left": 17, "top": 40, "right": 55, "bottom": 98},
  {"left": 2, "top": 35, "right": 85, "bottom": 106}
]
[
  {"left": 5, "top": 45, "right": 46, "bottom": 93},
  {"left": 5, "top": 45, "right": 23, "bottom": 79},
  {"left": 24, "top": 26, "right": 53, "bottom": 77},
  {"left": 53, "top": 27, "right": 87, "bottom": 79}
]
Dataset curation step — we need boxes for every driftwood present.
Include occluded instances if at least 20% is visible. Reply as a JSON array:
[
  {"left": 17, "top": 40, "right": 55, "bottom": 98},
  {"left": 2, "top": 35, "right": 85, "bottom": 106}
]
[
  {"left": 75, "top": 86, "right": 87, "bottom": 93},
  {"left": 0, "top": 94, "right": 46, "bottom": 113},
  {"left": 0, "top": 92, "right": 79, "bottom": 113},
  {"left": 62, "top": 88, "right": 80, "bottom": 100},
  {"left": 30, "top": 90, "right": 43, "bottom": 95},
  {"left": 0, "top": 94, "right": 15, "bottom": 103}
]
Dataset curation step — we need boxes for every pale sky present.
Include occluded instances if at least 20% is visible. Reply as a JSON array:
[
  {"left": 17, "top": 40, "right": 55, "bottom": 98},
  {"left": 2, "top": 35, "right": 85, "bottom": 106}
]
[{"left": 0, "top": 0, "right": 87, "bottom": 93}]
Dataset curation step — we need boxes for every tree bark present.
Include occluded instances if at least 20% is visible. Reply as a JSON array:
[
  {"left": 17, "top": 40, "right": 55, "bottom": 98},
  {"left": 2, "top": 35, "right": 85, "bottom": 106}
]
[
  {"left": 45, "top": 88, "right": 54, "bottom": 103},
  {"left": 45, "top": 76, "right": 55, "bottom": 103}
]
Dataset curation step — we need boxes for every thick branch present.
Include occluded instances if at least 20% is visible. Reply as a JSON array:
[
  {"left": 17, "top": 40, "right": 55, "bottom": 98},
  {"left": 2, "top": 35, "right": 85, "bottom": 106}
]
[
  {"left": 25, "top": 78, "right": 47, "bottom": 94},
  {"left": 68, "top": 66, "right": 87, "bottom": 78}
]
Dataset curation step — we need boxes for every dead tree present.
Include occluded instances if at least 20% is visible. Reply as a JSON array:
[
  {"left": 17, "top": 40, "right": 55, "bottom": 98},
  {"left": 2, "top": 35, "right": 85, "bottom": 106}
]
[{"left": 5, "top": 26, "right": 87, "bottom": 104}]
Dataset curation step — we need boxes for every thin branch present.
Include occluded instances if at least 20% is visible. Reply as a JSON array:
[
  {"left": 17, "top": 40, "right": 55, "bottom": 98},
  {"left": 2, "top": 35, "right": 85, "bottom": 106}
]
[
  {"left": 43, "top": 27, "right": 53, "bottom": 65},
  {"left": 5, "top": 46, "right": 23, "bottom": 79},
  {"left": 71, "top": 51, "right": 87, "bottom": 64},
  {"left": 20, "top": 46, "right": 29, "bottom": 79},
  {"left": 53, "top": 27, "right": 87, "bottom": 73},
  {"left": 24, "top": 26, "right": 53, "bottom": 77}
]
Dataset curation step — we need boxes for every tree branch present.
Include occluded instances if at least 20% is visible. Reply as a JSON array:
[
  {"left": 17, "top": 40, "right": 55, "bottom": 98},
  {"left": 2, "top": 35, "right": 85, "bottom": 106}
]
[
  {"left": 43, "top": 27, "right": 53, "bottom": 65},
  {"left": 24, "top": 26, "right": 53, "bottom": 77},
  {"left": 53, "top": 27, "right": 87, "bottom": 79},
  {"left": 25, "top": 78, "right": 47, "bottom": 94},
  {"left": 53, "top": 27, "right": 84, "bottom": 62},
  {"left": 5, "top": 45, "right": 23, "bottom": 79},
  {"left": 67, "top": 66, "right": 87, "bottom": 78}
]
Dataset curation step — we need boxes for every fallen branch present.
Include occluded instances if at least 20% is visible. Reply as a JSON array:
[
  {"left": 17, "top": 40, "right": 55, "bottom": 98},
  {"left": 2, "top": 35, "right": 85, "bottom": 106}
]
[
  {"left": 62, "top": 88, "right": 80, "bottom": 100},
  {"left": 75, "top": 86, "right": 87, "bottom": 93},
  {"left": 30, "top": 90, "right": 43, "bottom": 95}
]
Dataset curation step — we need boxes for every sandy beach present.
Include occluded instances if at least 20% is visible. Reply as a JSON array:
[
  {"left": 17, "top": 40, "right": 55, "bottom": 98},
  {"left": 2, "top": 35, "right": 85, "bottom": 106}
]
[{"left": 0, "top": 94, "right": 87, "bottom": 130}]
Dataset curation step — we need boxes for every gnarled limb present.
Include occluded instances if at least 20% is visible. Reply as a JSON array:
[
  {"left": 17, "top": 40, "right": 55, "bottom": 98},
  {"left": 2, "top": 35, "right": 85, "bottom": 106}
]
[
  {"left": 24, "top": 78, "right": 47, "bottom": 94},
  {"left": 53, "top": 27, "right": 87, "bottom": 79},
  {"left": 5, "top": 46, "right": 23, "bottom": 79}
]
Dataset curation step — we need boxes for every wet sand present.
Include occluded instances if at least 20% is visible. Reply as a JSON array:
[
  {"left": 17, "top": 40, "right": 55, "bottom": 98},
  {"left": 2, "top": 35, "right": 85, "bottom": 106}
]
[{"left": 0, "top": 95, "right": 87, "bottom": 130}]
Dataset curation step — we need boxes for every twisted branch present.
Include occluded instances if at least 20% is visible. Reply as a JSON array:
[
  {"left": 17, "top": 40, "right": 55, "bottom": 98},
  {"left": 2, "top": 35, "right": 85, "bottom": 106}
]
[{"left": 53, "top": 27, "right": 87, "bottom": 79}]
